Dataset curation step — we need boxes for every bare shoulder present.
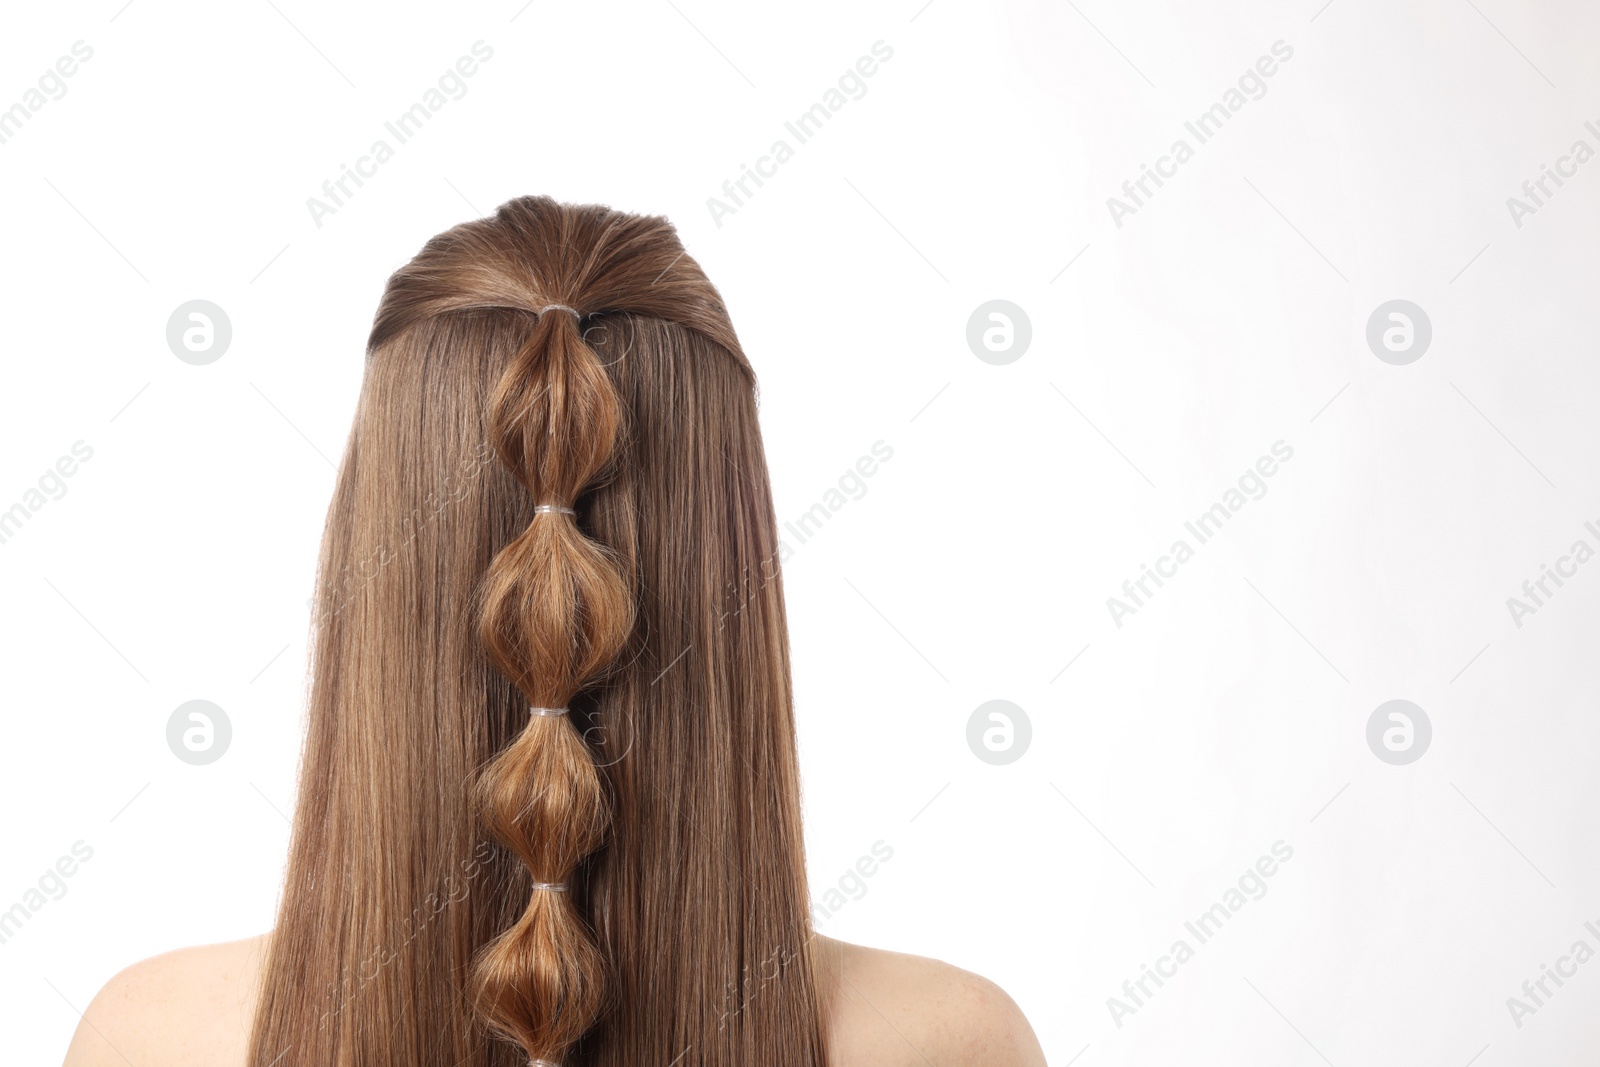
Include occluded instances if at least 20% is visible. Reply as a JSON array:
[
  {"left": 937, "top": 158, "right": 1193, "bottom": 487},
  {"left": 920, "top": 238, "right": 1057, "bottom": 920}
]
[
  {"left": 61, "top": 932, "right": 269, "bottom": 1067},
  {"left": 60, "top": 930, "right": 1043, "bottom": 1066},
  {"left": 814, "top": 934, "right": 1047, "bottom": 1067}
]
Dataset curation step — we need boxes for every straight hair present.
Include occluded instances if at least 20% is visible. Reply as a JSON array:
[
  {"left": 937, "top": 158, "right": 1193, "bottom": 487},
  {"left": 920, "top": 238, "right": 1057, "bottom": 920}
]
[{"left": 247, "top": 196, "right": 828, "bottom": 1066}]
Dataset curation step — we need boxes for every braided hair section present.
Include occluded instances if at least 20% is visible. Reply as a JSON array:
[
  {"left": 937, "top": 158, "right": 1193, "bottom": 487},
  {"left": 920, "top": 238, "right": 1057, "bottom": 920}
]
[{"left": 471, "top": 303, "right": 634, "bottom": 1064}]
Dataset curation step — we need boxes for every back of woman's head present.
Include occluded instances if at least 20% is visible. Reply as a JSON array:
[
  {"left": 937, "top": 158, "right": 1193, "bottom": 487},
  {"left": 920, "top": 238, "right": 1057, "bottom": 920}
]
[{"left": 248, "top": 195, "right": 826, "bottom": 1066}]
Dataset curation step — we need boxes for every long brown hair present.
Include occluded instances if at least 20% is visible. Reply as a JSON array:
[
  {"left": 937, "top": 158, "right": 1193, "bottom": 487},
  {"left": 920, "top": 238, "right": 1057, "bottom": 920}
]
[{"left": 248, "top": 196, "right": 828, "bottom": 1066}]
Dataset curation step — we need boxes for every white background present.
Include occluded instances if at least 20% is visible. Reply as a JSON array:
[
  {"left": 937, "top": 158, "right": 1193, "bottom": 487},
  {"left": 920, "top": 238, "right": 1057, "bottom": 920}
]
[{"left": 2, "top": 0, "right": 1597, "bottom": 1063}]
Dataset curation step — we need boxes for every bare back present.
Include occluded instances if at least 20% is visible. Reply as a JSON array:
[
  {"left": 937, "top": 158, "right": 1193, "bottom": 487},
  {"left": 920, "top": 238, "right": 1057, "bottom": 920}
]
[{"left": 61, "top": 933, "right": 1046, "bottom": 1067}]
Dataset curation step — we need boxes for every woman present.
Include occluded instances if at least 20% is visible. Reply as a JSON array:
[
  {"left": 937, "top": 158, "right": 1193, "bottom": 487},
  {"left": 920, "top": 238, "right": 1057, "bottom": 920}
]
[{"left": 63, "top": 196, "right": 1046, "bottom": 1066}]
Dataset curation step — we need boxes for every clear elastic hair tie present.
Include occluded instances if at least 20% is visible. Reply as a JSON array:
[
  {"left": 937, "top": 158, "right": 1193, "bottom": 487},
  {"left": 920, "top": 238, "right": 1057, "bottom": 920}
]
[
  {"left": 533, "top": 504, "right": 575, "bottom": 516},
  {"left": 529, "top": 882, "right": 567, "bottom": 893},
  {"left": 528, "top": 706, "right": 569, "bottom": 717},
  {"left": 530, "top": 1059, "right": 562, "bottom": 1067},
  {"left": 536, "top": 303, "right": 581, "bottom": 319}
]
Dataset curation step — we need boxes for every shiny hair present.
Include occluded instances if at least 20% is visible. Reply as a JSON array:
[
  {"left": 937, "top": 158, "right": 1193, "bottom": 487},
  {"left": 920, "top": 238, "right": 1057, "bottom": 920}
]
[{"left": 247, "top": 196, "right": 828, "bottom": 1066}]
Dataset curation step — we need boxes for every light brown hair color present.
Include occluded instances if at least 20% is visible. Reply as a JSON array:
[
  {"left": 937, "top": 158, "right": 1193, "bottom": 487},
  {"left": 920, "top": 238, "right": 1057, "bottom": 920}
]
[{"left": 247, "top": 196, "right": 828, "bottom": 1066}]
